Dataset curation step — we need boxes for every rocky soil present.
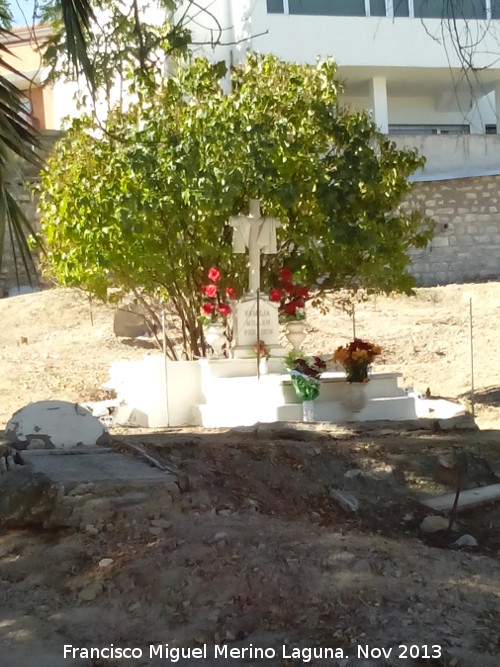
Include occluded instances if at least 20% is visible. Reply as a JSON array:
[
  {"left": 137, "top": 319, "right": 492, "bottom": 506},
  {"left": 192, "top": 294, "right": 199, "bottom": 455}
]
[{"left": 1, "top": 284, "right": 500, "bottom": 667}]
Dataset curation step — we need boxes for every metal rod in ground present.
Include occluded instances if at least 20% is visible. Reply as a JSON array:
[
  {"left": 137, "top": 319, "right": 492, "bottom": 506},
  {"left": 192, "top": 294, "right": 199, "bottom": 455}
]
[
  {"left": 352, "top": 302, "right": 356, "bottom": 340},
  {"left": 162, "top": 309, "right": 169, "bottom": 426},
  {"left": 88, "top": 295, "right": 94, "bottom": 327},
  {"left": 256, "top": 288, "right": 260, "bottom": 380}
]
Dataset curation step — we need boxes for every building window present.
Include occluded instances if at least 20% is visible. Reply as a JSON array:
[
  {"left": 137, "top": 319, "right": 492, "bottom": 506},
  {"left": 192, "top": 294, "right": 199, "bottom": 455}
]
[
  {"left": 19, "top": 94, "right": 40, "bottom": 129},
  {"left": 413, "top": 0, "right": 487, "bottom": 20},
  {"left": 485, "top": 124, "right": 497, "bottom": 134},
  {"left": 393, "top": 0, "right": 410, "bottom": 16},
  {"left": 20, "top": 96, "right": 32, "bottom": 116},
  {"left": 267, "top": 0, "right": 285, "bottom": 12},
  {"left": 370, "top": 0, "right": 387, "bottom": 16},
  {"left": 389, "top": 123, "right": 471, "bottom": 134},
  {"left": 268, "top": 0, "right": 491, "bottom": 18},
  {"left": 288, "top": 0, "right": 366, "bottom": 16}
]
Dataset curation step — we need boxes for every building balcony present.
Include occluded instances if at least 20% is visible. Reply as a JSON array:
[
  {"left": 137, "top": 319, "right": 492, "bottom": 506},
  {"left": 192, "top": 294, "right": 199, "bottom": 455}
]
[
  {"left": 180, "top": 1, "right": 500, "bottom": 151},
  {"left": 391, "top": 133, "right": 500, "bottom": 180}
]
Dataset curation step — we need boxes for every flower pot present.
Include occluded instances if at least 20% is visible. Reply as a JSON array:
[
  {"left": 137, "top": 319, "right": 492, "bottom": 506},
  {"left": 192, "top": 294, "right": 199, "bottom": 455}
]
[
  {"left": 342, "top": 382, "right": 367, "bottom": 414},
  {"left": 203, "top": 324, "right": 227, "bottom": 358},
  {"left": 285, "top": 319, "right": 307, "bottom": 350},
  {"left": 302, "top": 399, "right": 316, "bottom": 422}
]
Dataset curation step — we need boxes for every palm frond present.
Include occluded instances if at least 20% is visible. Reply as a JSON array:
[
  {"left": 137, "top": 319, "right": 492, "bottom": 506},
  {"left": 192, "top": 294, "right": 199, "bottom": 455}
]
[
  {"left": 0, "top": 78, "right": 40, "bottom": 158},
  {"left": 0, "top": 182, "right": 40, "bottom": 287},
  {"left": 0, "top": 0, "right": 97, "bottom": 288},
  {"left": 60, "top": 0, "right": 95, "bottom": 86},
  {"left": 0, "top": 29, "right": 42, "bottom": 285}
]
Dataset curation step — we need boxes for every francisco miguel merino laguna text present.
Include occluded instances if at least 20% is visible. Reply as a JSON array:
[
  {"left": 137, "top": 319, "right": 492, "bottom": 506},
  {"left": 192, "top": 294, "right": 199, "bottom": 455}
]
[
  {"left": 64, "top": 642, "right": 443, "bottom": 662},
  {"left": 64, "top": 643, "right": 348, "bottom": 662}
]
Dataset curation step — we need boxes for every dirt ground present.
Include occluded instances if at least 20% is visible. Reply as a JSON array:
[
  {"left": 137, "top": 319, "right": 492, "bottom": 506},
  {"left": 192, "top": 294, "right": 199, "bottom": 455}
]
[{"left": 1, "top": 284, "right": 500, "bottom": 667}]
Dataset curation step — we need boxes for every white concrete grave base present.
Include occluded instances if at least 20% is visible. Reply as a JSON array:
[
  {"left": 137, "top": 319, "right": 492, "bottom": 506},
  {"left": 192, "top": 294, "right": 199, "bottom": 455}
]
[
  {"left": 101, "top": 355, "right": 464, "bottom": 428},
  {"left": 194, "top": 365, "right": 418, "bottom": 427},
  {"left": 6, "top": 400, "right": 110, "bottom": 449}
]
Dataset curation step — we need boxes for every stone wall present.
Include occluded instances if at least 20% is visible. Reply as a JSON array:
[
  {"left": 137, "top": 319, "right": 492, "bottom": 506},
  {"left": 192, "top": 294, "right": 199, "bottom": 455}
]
[
  {"left": 0, "top": 181, "right": 40, "bottom": 295},
  {"left": 407, "top": 174, "right": 500, "bottom": 287},
  {"left": 1, "top": 131, "right": 63, "bottom": 294}
]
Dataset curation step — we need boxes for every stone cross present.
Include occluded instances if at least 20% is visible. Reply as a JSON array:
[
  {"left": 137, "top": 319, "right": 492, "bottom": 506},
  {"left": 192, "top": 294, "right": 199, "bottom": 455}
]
[{"left": 229, "top": 199, "right": 280, "bottom": 293}]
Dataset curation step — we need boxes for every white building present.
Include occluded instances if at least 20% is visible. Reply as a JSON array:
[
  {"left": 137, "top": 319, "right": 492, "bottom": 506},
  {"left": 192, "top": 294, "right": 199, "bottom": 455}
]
[
  {"left": 179, "top": 0, "right": 500, "bottom": 176},
  {"left": 178, "top": 0, "right": 500, "bottom": 284}
]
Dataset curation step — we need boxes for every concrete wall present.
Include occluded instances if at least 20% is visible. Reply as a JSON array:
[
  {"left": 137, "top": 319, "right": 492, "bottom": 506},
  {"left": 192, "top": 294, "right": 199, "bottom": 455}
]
[
  {"left": 407, "top": 174, "right": 500, "bottom": 286},
  {"left": 394, "top": 134, "right": 500, "bottom": 181}
]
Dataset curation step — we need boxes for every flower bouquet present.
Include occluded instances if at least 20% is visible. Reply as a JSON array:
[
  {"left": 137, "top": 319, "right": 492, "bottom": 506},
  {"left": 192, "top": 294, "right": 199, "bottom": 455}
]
[
  {"left": 285, "top": 350, "right": 326, "bottom": 401},
  {"left": 253, "top": 339, "right": 271, "bottom": 374},
  {"left": 269, "top": 267, "right": 309, "bottom": 322},
  {"left": 199, "top": 267, "right": 234, "bottom": 356},
  {"left": 331, "top": 339, "right": 381, "bottom": 383},
  {"left": 253, "top": 339, "right": 270, "bottom": 360},
  {"left": 199, "top": 266, "right": 234, "bottom": 326}
]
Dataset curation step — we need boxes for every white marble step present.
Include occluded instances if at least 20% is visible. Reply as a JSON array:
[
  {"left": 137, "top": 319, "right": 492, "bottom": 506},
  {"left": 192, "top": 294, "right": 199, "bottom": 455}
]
[
  {"left": 200, "top": 372, "right": 405, "bottom": 406},
  {"left": 193, "top": 395, "right": 418, "bottom": 428},
  {"left": 281, "top": 373, "right": 404, "bottom": 402}
]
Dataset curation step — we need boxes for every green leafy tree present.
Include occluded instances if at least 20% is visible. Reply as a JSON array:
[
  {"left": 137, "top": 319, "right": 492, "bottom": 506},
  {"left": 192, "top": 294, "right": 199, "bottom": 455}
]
[
  {"left": 0, "top": 1, "right": 12, "bottom": 29},
  {"left": 38, "top": 54, "right": 433, "bottom": 359},
  {"left": 0, "top": 0, "right": 195, "bottom": 284},
  {"left": 40, "top": 0, "right": 190, "bottom": 112}
]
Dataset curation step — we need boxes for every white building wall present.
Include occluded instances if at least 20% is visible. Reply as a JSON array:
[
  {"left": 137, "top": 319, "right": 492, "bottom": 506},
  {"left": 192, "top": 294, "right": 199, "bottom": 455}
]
[
  {"left": 213, "top": 2, "right": 500, "bottom": 71},
  {"left": 51, "top": 80, "right": 82, "bottom": 129},
  {"left": 176, "top": 0, "right": 235, "bottom": 64},
  {"left": 180, "top": 0, "right": 500, "bottom": 138}
]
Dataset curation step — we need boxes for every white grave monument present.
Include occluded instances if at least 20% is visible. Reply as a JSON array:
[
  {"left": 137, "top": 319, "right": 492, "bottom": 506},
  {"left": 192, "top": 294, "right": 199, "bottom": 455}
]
[
  {"left": 99, "top": 203, "right": 456, "bottom": 427},
  {"left": 230, "top": 199, "right": 284, "bottom": 358}
]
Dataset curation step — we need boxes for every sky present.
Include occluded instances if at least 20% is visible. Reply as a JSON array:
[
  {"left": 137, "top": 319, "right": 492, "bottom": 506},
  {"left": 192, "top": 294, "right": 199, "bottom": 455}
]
[{"left": 9, "top": 0, "right": 37, "bottom": 27}]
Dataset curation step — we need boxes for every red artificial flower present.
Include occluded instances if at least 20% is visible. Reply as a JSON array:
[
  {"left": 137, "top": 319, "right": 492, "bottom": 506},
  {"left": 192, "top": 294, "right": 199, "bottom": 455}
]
[
  {"left": 281, "top": 281, "right": 294, "bottom": 294},
  {"left": 208, "top": 267, "right": 221, "bottom": 282},
  {"left": 349, "top": 338, "right": 369, "bottom": 352},
  {"left": 226, "top": 286, "right": 235, "bottom": 299},
  {"left": 313, "top": 356, "right": 327, "bottom": 371},
  {"left": 294, "top": 358, "right": 318, "bottom": 378},
  {"left": 284, "top": 298, "right": 305, "bottom": 315},
  {"left": 269, "top": 288, "right": 282, "bottom": 302},
  {"left": 218, "top": 303, "right": 231, "bottom": 318},
  {"left": 284, "top": 301, "right": 298, "bottom": 315},
  {"left": 295, "top": 286, "right": 309, "bottom": 299},
  {"left": 279, "top": 267, "right": 293, "bottom": 283},
  {"left": 204, "top": 284, "right": 217, "bottom": 298},
  {"left": 201, "top": 303, "right": 215, "bottom": 315}
]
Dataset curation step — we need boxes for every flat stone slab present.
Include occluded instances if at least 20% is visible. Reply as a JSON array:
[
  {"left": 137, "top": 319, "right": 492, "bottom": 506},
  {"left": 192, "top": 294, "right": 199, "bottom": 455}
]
[
  {"left": 20, "top": 448, "right": 171, "bottom": 486},
  {"left": 6, "top": 400, "right": 109, "bottom": 449}
]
